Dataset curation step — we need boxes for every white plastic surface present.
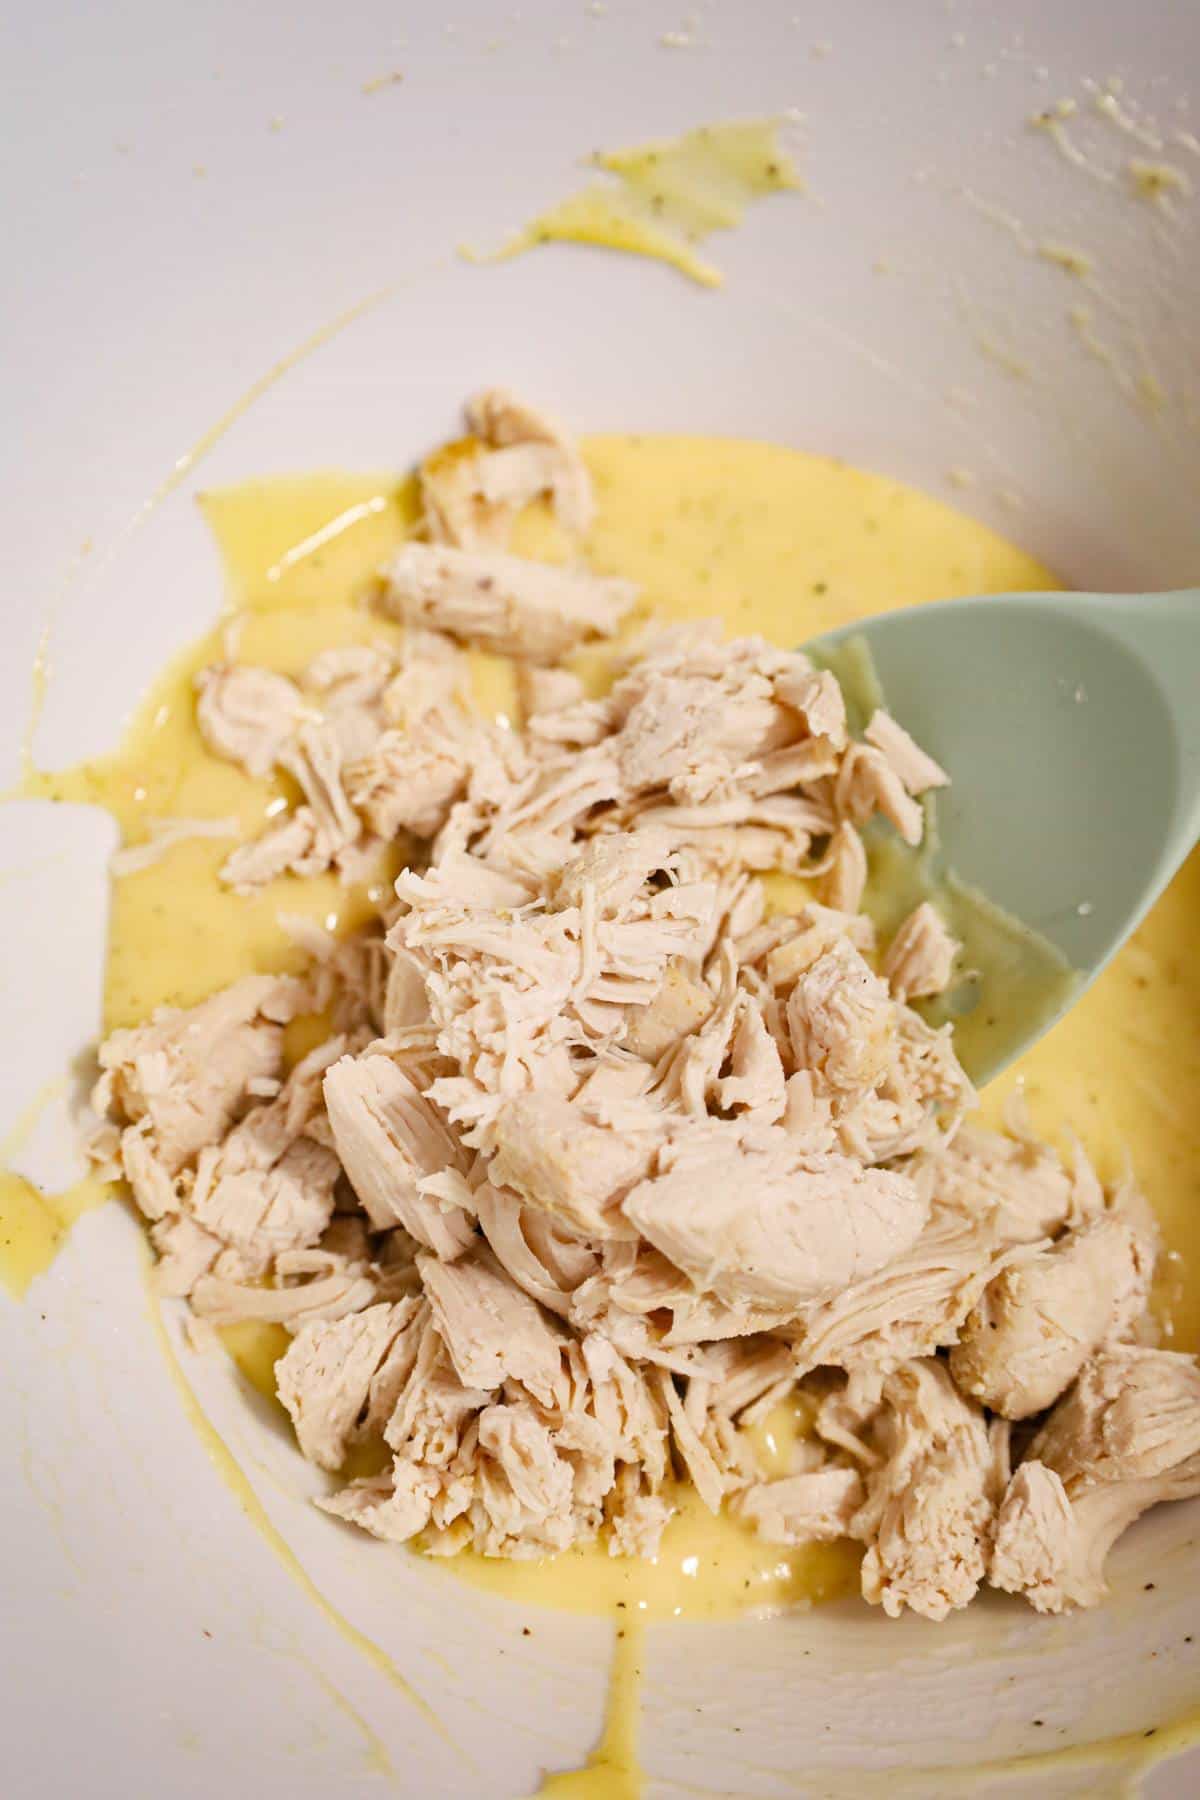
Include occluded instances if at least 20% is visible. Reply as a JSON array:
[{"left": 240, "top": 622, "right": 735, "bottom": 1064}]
[{"left": 3, "top": 3, "right": 1198, "bottom": 1795}]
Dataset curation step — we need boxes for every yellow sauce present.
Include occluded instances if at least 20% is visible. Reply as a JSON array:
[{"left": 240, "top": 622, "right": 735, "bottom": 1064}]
[
  {"left": 540, "top": 1619, "right": 644, "bottom": 1799},
  {"left": 11, "top": 434, "right": 1200, "bottom": 1795},
  {"left": 0, "top": 1170, "right": 112, "bottom": 1299},
  {"left": 0, "top": 1081, "right": 114, "bottom": 1298},
  {"left": 486, "top": 119, "right": 800, "bottom": 287}
]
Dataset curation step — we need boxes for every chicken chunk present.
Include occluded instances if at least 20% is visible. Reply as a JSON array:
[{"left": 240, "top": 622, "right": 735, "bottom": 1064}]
[
  {"left": 881, "top": 902, "right": 961, "bottom": 1002},
  {"left": 277, "top": 1298, "right": 427, "bottom": 1470},
  {"left": 417, "top": 1248, "right": 564, "bottom": 1406},
  {"left": 949, "top": 1215, "right": 1156, "bottom": 1420},
  {"left": 623, "top": 1127, "right": 927, "bottom": 1311},
  {"left": 421, "top": 389, "right": 594, "bottom": 550},
  {"left": 345, "top": 727, "right": 470, "bottom": 840},
  {"left": 489, "top": 1093, "right": 654, "bottom": 1240},
  {"left": 323, "top": 1053, "right": 473, "bottom": 1257},
  {"left": 834, "top": 744, "right": 925, "bottom": 846},
  {"left": 786, "top": 939, "right": 894, "bottom": 1113},
  {"left": 622, "top": 961, "right": 715, "bottom": 1062},
  {"left": 792, "top": 1204, "right": 1011, "bottom": 1378},
  {"left": 196, "top": 665, "right": 309, "bottom": 778},
  {"left": 863, "top": 709, "right": 950, "bottom": 796},
  {"left": 611, "top": 671, "right": 792, "bottom": 804},
  {"left": 96, "top": 975, "right": 302, "bottom": 1175},
  {"left": 990, "top": 1349, "right": 1200, "bottom": 1611},
  {"left": 380, "top": 542, "right": 637, "bottom": 662},
  {"left": 738, "top": 1466, "right": 865, "bottom": 1545},
  {"left": 465, "top": 385, "right": 594, "bottom": 536},
  {"left": 854, "top": 1359, "right": 996, "bottom": 1621},
  {"left": 819, "top": 821, "right": 868, "bottom": 914},
  {"left": 910, "top": 1124, "right": 1083, "bottom": 1246}
]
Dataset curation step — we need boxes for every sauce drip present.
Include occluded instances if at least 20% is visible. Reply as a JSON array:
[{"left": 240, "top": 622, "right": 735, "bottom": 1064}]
[{"left": 487, "top": 119, "right": 800, "bottom": 287}]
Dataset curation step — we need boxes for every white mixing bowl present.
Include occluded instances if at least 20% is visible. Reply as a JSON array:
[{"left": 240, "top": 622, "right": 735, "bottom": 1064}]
[{"left": 4, "top": 4, "right": 1198, "bottom": 1795}]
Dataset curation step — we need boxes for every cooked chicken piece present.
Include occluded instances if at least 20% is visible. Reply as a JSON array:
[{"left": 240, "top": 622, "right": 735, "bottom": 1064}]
[
  {"left": 780, "top": 1071, "right": 836, "bottom": 1150},
  {"left": 220, "top": 809, "right": 318, "bottom": 893},
  {"left": 345, "top": 727, "right": 470, "bottom": 840},
  {"left": 1030, "top": 1347, "right": 1200, "bottom": 1491},
  {"left": 189, "top": 1136, "right": 340, "bottom": 1271},
  {"left": 419, "top": 441, "right": 518, "bottom": 551},
  {"left": 988, "top": 1462, "right": 1077, "bottom": 1608},
  {"left": 611, "top": 669, "right": 794, "bottom": 804},
  {"left": 380, "top": 542, "right": 636, "bottom": 662},
  {"left": 792, "top": 1205, "right": 1011, "bottom": 1378},
  {"left": 196, "top": 664, "right": 310, "bottom": 778},
  {"left": 150, "top": 1213, "right": 222, "bottom": 1297},
  {"left": 738, "top": 1466, "right": 865, "bottom": 1544},
  {"left": 278, "top": 723, "right": 361, "bottom": 861},
  {"left": 303, "top": 644, "right": 395, "bottom": 705},
  {"left": 761, "top": 902, "right": 876, "bottom": 990},
  {"left": 608, "top": 1487, "right": 674, "bottom": 1558},
  {"left": 881, "top": 902, "right": 961, "bottom": 1001},
  {"left": 623, "top": 1126, "right": 927, "bottom": 1311},
  {"left": 656, "top": 1368, "right": 730, "bottom": 1511},
  {"left": 572, "top": 1244, "right": 793, "bottom": 1364},
  {"left": 466, "top": 385, "right": 594, "bottom": 536},
  {"left": 118, "top": 1121, "right": 180, "bottom": 1222},
  {"left": 474, "top": 1400, "right": 578, "bottom": 1552},
  {"left": 910, "top": 1123, "right": 1085, "bottom": 1247},
  {"left": 381, "top": 630, "right": 467, "bottom": 727},
  {"left": 786, "top": 939, "right": 894, "bottom": 1113},
  {"left": 185, "top": 1041, "right": 345, "bottom": 1271},
  {"left": 420, "top": 390, "right": 594, "bottom": 550},
  {"left": 417, "top": 1248, "right": 565, "bottom": 1406},
  {"left": 552, "top": 828, "right": 675, "bottom": 917},
  {"left": 622, "top": 960, "right": 715, "bottom": 1062},
  {"left": 489, "top": 1093, "right": 655, "bottom": 1240},
  {"left": 475, "top": 1181, "right": 600, "bottom": 1317},
  {"left": 300, "top": 645, "right": 393, "bottom": 763},
  {"left": 520, "top": 665, "right": 587, "bottom": 719},
  {"left": 773, "top": 666, "right": 848, "bottom": 750},
  {"left": 834, "top": 743, "right": 926, "bottom": 847},
  {"left": 96, "top": 975, "right": 302, "bottom": 1174},
  {"left": 991, "top": 1349, "right": 1200, "bottom": 1611},
  {"left": 323, "top": 1053, "right": 474, "bottom": 1257},
  {"left": 819, "top": 820, "right": 868, "bottom": 914},
  {"left": 835, "top": 1007, "right": 974, "bottom": 1166},
  {"left": 864, "top": 709, "right": 950, "bottom": 796},
  {"left": 320, "top": 1460, "right": 444, "bottom": 1543},
  {"left": 189, "top": 1248, "right": 379, "bottom": 1327},
  {"left": 854, "top": 1358, "right": 996, "bottom": 1621},
  {"left": 714, "top": 997, "right": 788, "bottom": 1123},
  {"left": 949, "top": 1215, "right": 1156, "bottom": 1419},
  {"left": 277, "top": 1297, "right": 427, "bottom": 1470}
]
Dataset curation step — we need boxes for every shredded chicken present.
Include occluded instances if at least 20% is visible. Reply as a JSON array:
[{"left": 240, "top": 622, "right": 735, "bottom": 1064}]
[
  {"left": 990, "top": 1350, "right": 1200, "bottom": 1611},
  {"left": 950, "top": 1213, "right": 1156, "bottom": 1420},
  {"left": 421, "top": 387, "right": 595, "bottom": 548},
  {"left": 91, "top": 390, "right": 1193, "bottom": 1618},
  {"left": 380, "top": 542, "right": 637, "bottom": 662}
]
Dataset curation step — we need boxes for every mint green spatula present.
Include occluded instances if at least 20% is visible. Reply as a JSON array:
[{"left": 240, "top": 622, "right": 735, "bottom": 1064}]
[{"left": 809, "top": 589, "right": 1200, "bottom": 1085}]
